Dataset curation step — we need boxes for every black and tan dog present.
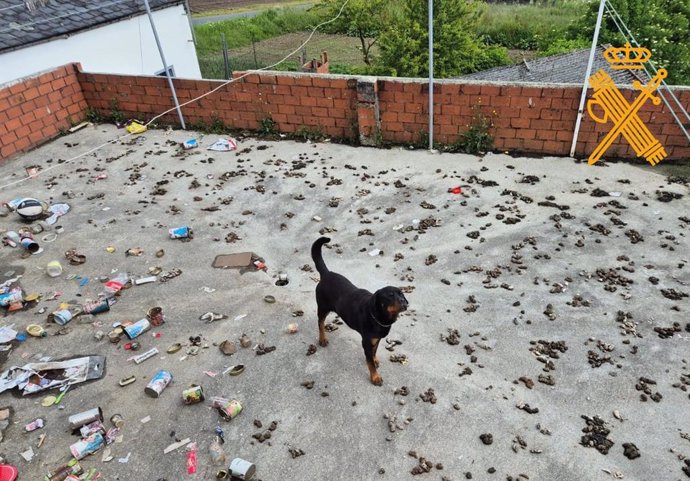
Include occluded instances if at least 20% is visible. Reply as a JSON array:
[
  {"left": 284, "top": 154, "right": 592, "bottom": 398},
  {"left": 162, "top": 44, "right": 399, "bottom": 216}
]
[{"left": 311, "top": 237, "right": 409, "bottom": 385}]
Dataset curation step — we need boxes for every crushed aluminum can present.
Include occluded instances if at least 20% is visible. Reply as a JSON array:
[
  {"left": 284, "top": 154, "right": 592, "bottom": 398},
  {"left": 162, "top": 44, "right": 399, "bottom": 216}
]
[
  {"left": 182, "top": 385, "right": 204, "bottom": 405},
  {"left": 25, "top": 418, "right": 45, "bottom": 432},
  {"left": 79, "top": 420, "right": 105, "bottom": 438},
  {"left": 145, "top": 370, "right": 172, "bottom": 398},
  {"left": 83, "top": 298, "right": 110, "bottom": 315},
  {"left": 70, "top": 431, "right": 104, "bottom": 460},
  {"left": 169, "top": 226, "right": 193, "bottom": 239},
  {"left": 69, "top": 407, "right": 103, "bottom": 430},
  {"left": 123, "top": 318, "right": 150, "bottom": 339}
]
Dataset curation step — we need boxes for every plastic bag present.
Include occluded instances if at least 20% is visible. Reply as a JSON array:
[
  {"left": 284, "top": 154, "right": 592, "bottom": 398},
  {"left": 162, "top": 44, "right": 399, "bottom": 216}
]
[
  {"left": 125, "top": 121, "right": 147, "bottom": 134},
  {"left": 209, "top": 436, "right": 226, "bottom": 466}
]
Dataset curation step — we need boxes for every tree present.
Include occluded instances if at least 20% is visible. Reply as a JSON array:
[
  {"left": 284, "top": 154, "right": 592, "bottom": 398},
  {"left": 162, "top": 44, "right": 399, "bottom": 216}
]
[
  {"left": 317, "top": 0, "right": 391, "bottom": 65},
  {"left": 571, "top": 0, "right": 690, "bottom": 85},
  {"left": 377, "top": 0, "right": 486, "bottom": 78}
]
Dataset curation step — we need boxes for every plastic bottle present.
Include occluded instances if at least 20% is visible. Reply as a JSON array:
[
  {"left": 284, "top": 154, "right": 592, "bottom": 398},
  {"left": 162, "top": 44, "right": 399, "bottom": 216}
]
[
  {"left": 209, "top": 436, "right": 226, "bottom": 466},
  {"left": 186, "top": 442, "right": 197, "bottom": 474}
]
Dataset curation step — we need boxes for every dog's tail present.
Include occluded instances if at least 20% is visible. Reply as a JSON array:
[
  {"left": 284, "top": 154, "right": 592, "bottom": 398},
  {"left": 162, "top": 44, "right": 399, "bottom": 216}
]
[{"left": 311, "top": 237, "right": 331, "bottom": 275}]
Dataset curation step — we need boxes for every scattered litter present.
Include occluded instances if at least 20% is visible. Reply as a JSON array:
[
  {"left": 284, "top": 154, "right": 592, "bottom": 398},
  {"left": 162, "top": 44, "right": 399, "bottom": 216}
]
[
  {"left": 140, "top": 416, "right": 151, "bottom": 424},
  {"left": 20, "top": 447, "right": 34, "bottom": 462},
  {"left": 182, "top": 139, "right": 198, "bottom": 150},
  {"left": 208, "top": 138, "right": 237, "bottom": 152},
  {"left": 0, "top": 355, "right": 105, "bottom": 395},
  {"left": 118, "top": 452, "right": 131, "bottom": 464},
  {"left": 164, "top": 438, "right": 191, "bottom": 454}
]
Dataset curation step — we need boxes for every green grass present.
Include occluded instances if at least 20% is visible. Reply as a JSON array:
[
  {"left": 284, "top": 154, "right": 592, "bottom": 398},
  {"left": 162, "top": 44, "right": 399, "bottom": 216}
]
[
  {"left": 478, "top": 2, "right": 586, "bottom": 51},
  {"left": 192, "top": 0, "right": 314, "bottom": 18},
  {"left": 194, "top": 7, "right": 325, "bottom": 56}
]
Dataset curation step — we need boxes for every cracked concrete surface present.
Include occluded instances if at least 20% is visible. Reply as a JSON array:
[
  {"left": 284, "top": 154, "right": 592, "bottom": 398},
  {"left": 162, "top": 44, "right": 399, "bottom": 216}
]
[{"left": 0, "top": 124, "right": 689, "bottom": 481}]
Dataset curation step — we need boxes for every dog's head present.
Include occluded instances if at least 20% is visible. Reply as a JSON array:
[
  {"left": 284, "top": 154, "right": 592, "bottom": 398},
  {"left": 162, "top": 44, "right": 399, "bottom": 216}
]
[{"left": 373, "top": 286, "right": 409, "bottom": 325}]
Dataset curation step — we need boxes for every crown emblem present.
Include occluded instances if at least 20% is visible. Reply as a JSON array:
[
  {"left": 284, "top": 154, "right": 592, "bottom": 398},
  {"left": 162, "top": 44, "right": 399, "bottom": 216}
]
[{"left": 603, "top": 43, "right": 652, "bottom": 70}]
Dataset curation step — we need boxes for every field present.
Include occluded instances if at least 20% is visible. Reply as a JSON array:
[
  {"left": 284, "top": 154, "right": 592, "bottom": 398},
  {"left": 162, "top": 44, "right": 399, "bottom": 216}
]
[
  {"left": 188, "top": 0, "right": 309, "bottom": 14},
  {"left": 193, "top": 2, "right": 585, "bottom": 79},
  {"left": 199, "top": 32, "right": 374, "bottom": 78}
]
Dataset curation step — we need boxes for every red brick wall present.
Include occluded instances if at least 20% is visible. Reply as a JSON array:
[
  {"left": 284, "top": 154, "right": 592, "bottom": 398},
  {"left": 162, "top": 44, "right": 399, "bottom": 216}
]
[
  {"left": 0, "top": 63, "right": 87, "bottom": 161},
  {"left": 378, "top": 80, "right": 690, "bottom": 160},
  {"left": 77, "top": 71, "right": 359, "bottom": 141},
  {"left": 79, "top": 69, "right": 690, "bottom": 161},
  {"left": 3, "top": 64, "right": 689, "bottom": 162}
]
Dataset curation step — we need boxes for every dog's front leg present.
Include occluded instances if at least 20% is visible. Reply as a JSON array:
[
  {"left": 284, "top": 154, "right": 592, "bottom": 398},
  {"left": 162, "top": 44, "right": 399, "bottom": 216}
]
[{"left": 362, "top": 337, "right": 382, "bottom": 386}]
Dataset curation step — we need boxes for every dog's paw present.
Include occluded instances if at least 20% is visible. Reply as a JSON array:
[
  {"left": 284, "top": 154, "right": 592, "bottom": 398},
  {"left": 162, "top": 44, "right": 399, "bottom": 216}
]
[
  {"left": 370, "top": 373, "right": 383, "bottom": 386},
  {"left": 318, "top": 338, "right": 329, "bottom": 347}
]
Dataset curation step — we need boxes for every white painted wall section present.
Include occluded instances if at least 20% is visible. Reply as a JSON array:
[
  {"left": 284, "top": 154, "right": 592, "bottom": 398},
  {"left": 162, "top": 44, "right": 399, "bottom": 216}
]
[{"left": 0, "top": 5, "right": 200, "bottom": 84}]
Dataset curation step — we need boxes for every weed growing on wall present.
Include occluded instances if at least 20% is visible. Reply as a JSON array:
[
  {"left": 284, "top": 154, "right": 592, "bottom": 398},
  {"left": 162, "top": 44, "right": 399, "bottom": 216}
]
[{"left": 453, "top": 102, "right": 495, "bottom": 155}]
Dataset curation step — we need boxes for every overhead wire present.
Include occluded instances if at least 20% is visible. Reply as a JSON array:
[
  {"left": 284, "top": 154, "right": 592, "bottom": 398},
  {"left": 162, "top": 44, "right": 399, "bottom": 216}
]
[{"left": 0, "top": 0, "right": 351, "bottom": 191}]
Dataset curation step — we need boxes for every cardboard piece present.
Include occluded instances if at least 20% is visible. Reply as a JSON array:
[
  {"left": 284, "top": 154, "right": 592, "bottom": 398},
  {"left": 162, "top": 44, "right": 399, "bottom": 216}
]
[{"left": 212, "top": 253, "right": 253, "bottom": 269}]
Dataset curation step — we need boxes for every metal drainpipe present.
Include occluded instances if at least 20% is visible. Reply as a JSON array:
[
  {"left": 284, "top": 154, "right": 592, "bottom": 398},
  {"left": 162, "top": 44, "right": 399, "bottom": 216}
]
[{"left": 143, "top": 0, "right": 187, "bottom": 129}]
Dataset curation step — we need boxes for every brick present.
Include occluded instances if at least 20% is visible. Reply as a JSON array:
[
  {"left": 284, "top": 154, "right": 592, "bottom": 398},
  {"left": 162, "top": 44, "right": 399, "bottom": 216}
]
[
  {"left": 312, "top": 107, "right": 328, "bottom": 117},
  {"left": 1, "top": 145, "right": 17, "bottom": 158},
  {"left": 386, "top": 122, "right": 404, "bottom": 132},
  {"left": 276, "top": 76, "right": 295, "bottom": 86},
  {"left": 381, "top": 112, "right": 398, "bottom": 123},
  {"left": 520, "top": 129, "right": 537, "bottom": 140},
  {"left": 294, "top": 76, "right": 313, "bottom": 87},
  {"left": 543, "top": 140, "right": 566, "bottom": 153},
  {"left": 7, "top": 106, "right": 22, "bottom": 120},
  {"left": 540, "top": 109, "right": 562, "bottom": 120},
  {"left": 523, "top": 139, "right": 544, "bottom": 151},
  {"left": 480, "top": 85, "right": 500, "bottom": 97},
  {"left": 511, "top": 117, "right": 530, "bottom": 129},
  {"left": 14, "top": 137, "right": 31, "bottom": 150},
  {"left": 536, "top": 130, "right": 557, "bottom": 141},
  {"left": 460, "top": 84, "right": 481, "bottom": 95},
  {"left": 494, "top": 128, "right": 517, "bottom": 139}
]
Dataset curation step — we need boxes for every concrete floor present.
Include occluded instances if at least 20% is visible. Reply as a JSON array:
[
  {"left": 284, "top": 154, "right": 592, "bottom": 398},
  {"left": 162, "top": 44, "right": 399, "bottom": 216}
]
[{"left": 0, "top": 124, "right": 689, "bottom": 481}]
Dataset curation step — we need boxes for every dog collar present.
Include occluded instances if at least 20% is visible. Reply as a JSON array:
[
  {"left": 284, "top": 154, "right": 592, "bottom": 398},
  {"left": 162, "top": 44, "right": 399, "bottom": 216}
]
[{"left": 371, "top": 311, "right": 393, "bottom": 328}]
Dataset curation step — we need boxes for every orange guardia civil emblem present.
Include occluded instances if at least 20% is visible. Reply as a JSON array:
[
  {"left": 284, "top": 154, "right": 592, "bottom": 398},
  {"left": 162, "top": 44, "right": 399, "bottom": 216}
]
[{"left": 587, "top": 43, "right": 668, "bottom": 166}]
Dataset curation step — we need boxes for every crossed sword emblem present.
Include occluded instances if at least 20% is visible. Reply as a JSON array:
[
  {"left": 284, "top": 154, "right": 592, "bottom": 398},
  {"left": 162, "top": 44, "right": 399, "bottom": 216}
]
[{"left": 587, "top": 68, "right": 668, "bottom": 165}]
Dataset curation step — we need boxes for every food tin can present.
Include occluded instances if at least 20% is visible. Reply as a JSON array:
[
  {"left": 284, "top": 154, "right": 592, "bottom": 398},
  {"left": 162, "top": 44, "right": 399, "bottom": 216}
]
[
  {"left": 124, "top": 318, "right": 150, "bottom": 339},
  {"left": 110, "top": 414, "right": 125, "bottom": 429},
  {"left": 68, "top": 407, "right": 103, "bottom": 430},
  {"left": 145, "top": 370, "right": 172, "bottom": 398},
  {"left": 229, "top": 458, "right": 256, "bottom": 480},
  {"left": 147, "top": 306, "right": 164, "bottom": 326},
  {"left": 169, "top": 226, "right": 193, "bottom": 239},
  {"left": 182, "top": 385, "right": 204, "bottom": 405},
  {"left": 83, "top": 298, "right": 110, "bottom": 315},
  {"left": 214, "top": 398, "right": 242, "bottom": 421},
  {"left": 20, "top": 237, "right": 40, "bottom": 253},
  {"left": 48, "top": 309, "right": 73, "bottom": 325},
  {"left": 69, "top": 432, "right": 104, "bottom": 460}
]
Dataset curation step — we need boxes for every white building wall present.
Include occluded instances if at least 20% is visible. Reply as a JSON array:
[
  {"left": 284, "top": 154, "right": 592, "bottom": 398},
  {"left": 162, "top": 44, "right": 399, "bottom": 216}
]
[{"left": 0, "top": 4, "right": 200, "bottom": 84}]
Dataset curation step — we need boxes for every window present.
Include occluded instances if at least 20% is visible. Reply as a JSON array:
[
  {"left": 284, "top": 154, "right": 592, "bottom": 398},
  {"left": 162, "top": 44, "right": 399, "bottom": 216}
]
[{"left": 154, "top": 66, "right": 175, "bottom": 77}]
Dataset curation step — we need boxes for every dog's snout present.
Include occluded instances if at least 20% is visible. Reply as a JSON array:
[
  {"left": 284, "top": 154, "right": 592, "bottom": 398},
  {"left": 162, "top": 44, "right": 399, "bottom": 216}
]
[{"left": 399, "top": 295, "right": 409, "bottom": 311}]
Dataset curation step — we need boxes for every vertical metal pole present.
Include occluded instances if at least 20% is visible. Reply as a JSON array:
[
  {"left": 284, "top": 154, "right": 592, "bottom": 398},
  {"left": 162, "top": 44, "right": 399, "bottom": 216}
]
[
  {"left": 570, "top": 0, "right": 606, "bottom": 157},
  {"left": 143, "top": 0, "right": 186, "bottom": 129},
  {"left": 428, "top": 0, "right": 434, "bottom": 151},
  {"left": 221, "top": 33, "right": 230, "bottom": 80}
]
